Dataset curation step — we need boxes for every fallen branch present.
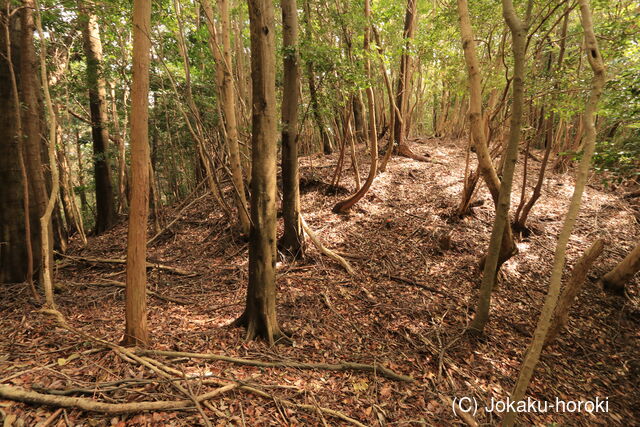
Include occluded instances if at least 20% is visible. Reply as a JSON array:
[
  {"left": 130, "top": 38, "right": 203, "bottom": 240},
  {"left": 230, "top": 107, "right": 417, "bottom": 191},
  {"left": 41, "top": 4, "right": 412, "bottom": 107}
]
[
  {"left": 0, "top": 382, "right": 237, "bottom": 414},
  {"left": 389, "top": 275, "right": 448, "bottom": 296},
  {"left": 136, "top": 349, "right": 413, "bottom": 382},
  {"left": 300, "top": 215, "right": 355, "bottom": 275},
  {"left": 80, "top": 280, "right": 190, "bottom": 305},
  {"left": 147, "top": 192, "right": 208, "bottom": 245},
  {"left": 36, "top": 310, "right": 367, "bottom": 426},
  {"left": 55, "top": 252, "right": 195, "bottom": 276}
]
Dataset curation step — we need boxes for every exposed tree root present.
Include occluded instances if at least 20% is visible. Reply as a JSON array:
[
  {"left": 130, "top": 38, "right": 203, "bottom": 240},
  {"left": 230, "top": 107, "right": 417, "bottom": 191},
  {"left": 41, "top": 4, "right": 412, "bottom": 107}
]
[
  {"left": 136, "top": 349, "right": 414, "bottom": 382},
  {"left": 32, "top": 310, "right": 367, "bottom": 426},
  {"left": 300, "top": 215, "right": 355, "bottom": 275},
  {"left": 55, "top": 252, "right": 196, "bottom": 276},
  {"left": 0, "top": 383, "right": 237, "bottom": 414},
  {"left": 397, "top": 143, "right": 430, "bottom": 162},
  {"left": 78, "top": 280, "right": 190, "bottom": 305}
]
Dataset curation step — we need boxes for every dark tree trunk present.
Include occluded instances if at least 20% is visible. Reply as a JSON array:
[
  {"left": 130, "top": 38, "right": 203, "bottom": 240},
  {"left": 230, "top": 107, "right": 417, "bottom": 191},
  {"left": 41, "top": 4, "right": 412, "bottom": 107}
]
[{"left": 78, "top": 4, "right": 117, "bottom": 234}]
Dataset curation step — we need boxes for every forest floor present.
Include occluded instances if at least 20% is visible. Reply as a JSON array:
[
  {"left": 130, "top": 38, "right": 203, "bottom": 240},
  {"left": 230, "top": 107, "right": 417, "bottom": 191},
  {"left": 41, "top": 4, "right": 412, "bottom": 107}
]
[{"left": 1, "top": 138, "right": 639, "bottom": 426}]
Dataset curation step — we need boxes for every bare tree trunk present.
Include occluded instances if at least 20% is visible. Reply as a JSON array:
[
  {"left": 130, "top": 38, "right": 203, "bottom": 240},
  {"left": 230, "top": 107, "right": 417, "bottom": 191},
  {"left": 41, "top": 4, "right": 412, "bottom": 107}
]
[
  {"left": 602, "top": 242, "right": 640, "bottom": 294},
  {"left": 303, "top": 0, "right": 332, "bottom": 155},
  {"left": 503, "top": 1, "right": 605, "bottom": 423},
  {"left": 0, "top": 1, "right": 37, "bottom": 299},
  {"left": 33, "top": 0, "right": 59, "bottom": 308},
  {"left": 392, "top": 0, "right": 428, "bottom": 162},
  {"left": 200, "top": 0, "right": 250, "bottom": 235},
  {"left": 77, "top": 2, "right": 117, "bottom": 234},
  {"left": 234, "top": 0, "right": 285, "bottom": 344},
  {"left": 456, "top": 0, "right": 517, "bottom": 273},
  {"left": 469, "top": 0, "right": 527, "bottom": 334},
  {"left": 123, "top": 0, "right": 152, "bottom": 347},
  {"left": 110, "top": 82, "right": 128, "bottom": 213},
  {"left": 545, "top": 239, "right": 604, "bottom": 347},
  {"left": 332, "top": 0, "right": 377, "bottom": 214},
  {"left": 280, "top": 0, "right": 304, "bottom": 257}
]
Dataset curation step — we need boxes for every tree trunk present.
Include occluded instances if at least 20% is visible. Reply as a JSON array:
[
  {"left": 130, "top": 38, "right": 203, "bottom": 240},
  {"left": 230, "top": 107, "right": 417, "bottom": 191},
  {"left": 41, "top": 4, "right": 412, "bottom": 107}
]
[
  {"left": 393, "top": 0, "right": 427, "bottom": 162},
  {"left": 469, "top": 0, "right": 526, "bottom": 334},
  {"left": 502, "top": 1, "right": 605, "bottom": 424},
  {"left": 456, "top": 0, "right": 517, "bottom": 275},
  {"left": 545, "top": 239, "right": 604, "bottom": 347},
  {"left": 332, "top": 0, "right": 378, "bottom": 214},
  {"left": 77, "top": 3, "right": 117, "bottom": 234},
  {"left": 602, "top": 242, "right": 640, "bottom": 294},
  {"left": 0, "top": 1, "right": 39, "bottom": 287},
  {"left": 234, "top": 0, "right": 284, "bottom": 344},
  {"left": 303, "top": 0, "right": 332, "bottom": 155},
  {"left": 280, "top": 0, "right": 304, "bottom": 257},
  {"left": 123, "top": 0, "right": 152, "bottom": 347},
  {"left": 201, "top": 0, "right": 251, "bottom": 235}
]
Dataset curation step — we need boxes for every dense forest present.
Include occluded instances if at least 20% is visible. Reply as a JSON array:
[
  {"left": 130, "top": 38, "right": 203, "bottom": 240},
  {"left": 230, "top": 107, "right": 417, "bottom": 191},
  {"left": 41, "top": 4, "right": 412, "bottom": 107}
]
[{"left": 0, "top": 0, "right": 639, "bottom": 424}]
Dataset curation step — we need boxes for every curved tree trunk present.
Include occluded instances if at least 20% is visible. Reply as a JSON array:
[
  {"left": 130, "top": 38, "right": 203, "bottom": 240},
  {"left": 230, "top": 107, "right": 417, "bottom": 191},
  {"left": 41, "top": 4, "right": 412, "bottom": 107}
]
[
  {"left": 503, "top": 1, "right": 606, "bottom": 424},
  {"left": 332, "top": 0, "right": 377, "bottom": 214},
  {"left": 469, "top": 0, "right": 526, "bottom": 334},
  {"left": 602, "top": 242, "right": 640, "bottom": 294},
  {"left": 456, "top": 0, "right": 517, "bottom": 275}
]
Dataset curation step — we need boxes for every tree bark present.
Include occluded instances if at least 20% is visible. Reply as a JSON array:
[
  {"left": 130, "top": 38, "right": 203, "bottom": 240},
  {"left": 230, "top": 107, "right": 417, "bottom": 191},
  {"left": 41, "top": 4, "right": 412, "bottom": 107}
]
[
  {"left": 469, "top": 0, "right": 526, "bottom": 334},
  {"left": 502, "top": 1, "right": 605, "bottom": 424},
  {"left": 280, "top": 0, "right": 304, "bottom": 256},
  {"left": 393, "top": 0, "right": 427, "bottom": 162},
  {"left": 331, "top": 0, "right": 378, "bottom": 214},
  {"left": 545, "top": 239, "right": 604, "bottom": 347},
  {"left": 602, "top": 242, "right": 640, "bottom": 294},
  {"left": 234, "top": 0, "right": 284, "bottom": 344},
  {"left": 456, "top": 0, "right": 517, "bottom": 278},
  {"left": 124, "top": 0, "right": 152, "bottom": 347},
  {"left": 77, "top": 3, "right": 117, "bottom": 234}
]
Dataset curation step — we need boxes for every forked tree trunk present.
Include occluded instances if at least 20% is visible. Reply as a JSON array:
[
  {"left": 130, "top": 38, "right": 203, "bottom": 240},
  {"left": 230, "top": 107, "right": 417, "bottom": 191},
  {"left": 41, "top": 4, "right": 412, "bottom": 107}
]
[
  {"left": 77, "top": 3, "right": 117, "bottom": 234},
  {"left": 456, "top": 0, "right": 517, "bottom": 272},
  {"left": 123, "top": 0, "right": 151, "bottom": 347},
  {"left": 502, "top": 1, "right": 605, "bottom": 424},
  {"left": 602, "top": 242, "right": 640, "bottom": 294},
  {"left": 234, "top": 0, "right": 284, "bottom": 344},
  {"left": 469, "top": 0, "right": 526, "bottom": 334},
  {"left": 280, "top": 0, "right": 304, "bottom": 257},
  {"left": 331, "top": 0, "right": 378, "bottom": 214}
]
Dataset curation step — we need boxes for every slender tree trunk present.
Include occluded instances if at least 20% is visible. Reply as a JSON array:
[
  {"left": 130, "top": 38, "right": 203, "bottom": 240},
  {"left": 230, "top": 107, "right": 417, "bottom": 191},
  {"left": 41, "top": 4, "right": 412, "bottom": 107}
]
[
  {"left": 201, "top": 0, "right": 251, "bottom": 235},
  {"left": 110, "top": 82, "right": 128, "bottom": 213},
  {"left": 602, "top": 242, "right": 640, "bottom": 294},
  {"left": 77, "top": 3, "right": 117, "bottom": 234},
  {"left": 234, "top": 0, "right": 284, "bottom": 344},
  {"left": 124, "top": 0, "right": 152, "bottom": 347},
  {"left": 280, "top": 0, "right": 304, "bottom": 256},
  {"left": 393, "top": 0, "right": 427, "bottom": 162},
  {"left": 545, "top": 239, "right": 604, "bottom": 347},
  {"left": 456, "top": 0, "right": 517, "bottom": 271},
  {"left": 33, "top": 0, "right": 59, "bottom": 308},
  {"left": 332, "top": 0, "right": 378, "bottom": 214},
  {"left": 503, "top": 1, "right": 605, "bottom": 423},
  {"left": 303, "top": 0, "right": 332, "bottom": 155},
  {"left": 469, "top": 0, "right": 527, "bottom": 334}
]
